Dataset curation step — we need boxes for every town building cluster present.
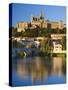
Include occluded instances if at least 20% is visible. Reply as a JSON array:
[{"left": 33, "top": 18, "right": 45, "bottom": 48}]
[{"left": 16, "top": 12, "right": 65, "bottom": 32}]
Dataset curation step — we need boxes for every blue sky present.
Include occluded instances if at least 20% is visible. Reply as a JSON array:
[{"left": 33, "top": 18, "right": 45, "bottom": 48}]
[{"left": 11, "top": 3, "right": 66, "bottom": 27}]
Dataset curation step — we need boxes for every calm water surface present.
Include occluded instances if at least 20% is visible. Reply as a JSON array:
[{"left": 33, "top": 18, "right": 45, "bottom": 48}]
[{"left": 12, "top": 56, "right": 66, "bottom": 86}]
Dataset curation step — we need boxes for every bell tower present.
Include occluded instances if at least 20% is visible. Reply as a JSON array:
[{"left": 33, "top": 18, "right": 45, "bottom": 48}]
[
  {"left": 40, "top": 11, "right": 44, "bottom": 20},
  {"left": 31, "top": 14, "right": 34, "bottom": 22}
]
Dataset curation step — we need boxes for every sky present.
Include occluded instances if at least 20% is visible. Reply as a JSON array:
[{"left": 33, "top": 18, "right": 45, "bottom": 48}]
[{"left": 11, "top": 3, "right": 66, "bottom": 27}]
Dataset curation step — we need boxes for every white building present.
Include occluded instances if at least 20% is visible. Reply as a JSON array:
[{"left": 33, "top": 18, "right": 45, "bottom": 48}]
[
  {"left": 34, "top": 40, "right": 40, "bottom": 48},
  {"left": 53, "top": 42, "right": 62, "bottom": 53}
]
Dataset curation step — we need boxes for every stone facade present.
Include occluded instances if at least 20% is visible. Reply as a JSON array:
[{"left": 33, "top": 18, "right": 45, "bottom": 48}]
[
  {"left": 51, "top": 21, "right": 64, "bottom": 29},
  {"left": 16, "top": 22, "right": 28, "bottom": 32}
]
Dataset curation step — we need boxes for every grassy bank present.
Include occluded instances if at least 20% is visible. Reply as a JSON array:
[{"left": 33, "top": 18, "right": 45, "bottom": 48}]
[{"left": 50, "top": 53, "right": 66, "bottom": 57}]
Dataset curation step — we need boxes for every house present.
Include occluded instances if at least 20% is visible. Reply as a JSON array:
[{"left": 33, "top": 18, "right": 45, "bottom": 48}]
[{"left": 53, "top": 41, "right": 62, "bottom": 53}]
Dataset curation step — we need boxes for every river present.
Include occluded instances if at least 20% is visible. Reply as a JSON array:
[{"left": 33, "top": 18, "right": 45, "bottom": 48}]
[{"left": 12, "top": 56, "right": 66, "bottom": 86}]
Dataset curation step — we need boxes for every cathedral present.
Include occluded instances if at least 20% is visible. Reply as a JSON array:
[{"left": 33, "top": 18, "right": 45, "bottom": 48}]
[{"left": 16, "top": 12, "right": 65, "bottom": 32}]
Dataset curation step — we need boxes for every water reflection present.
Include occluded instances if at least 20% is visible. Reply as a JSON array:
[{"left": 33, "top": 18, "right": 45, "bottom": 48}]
[
  {"left": 30, "top": 57, "right": 48, "bottom": 84},
  {"left": 51, "top": 57, "right": 65, "bottom": 76},
  {"left": 14, "top": 56, "right": 66, "bottom": 85}
]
